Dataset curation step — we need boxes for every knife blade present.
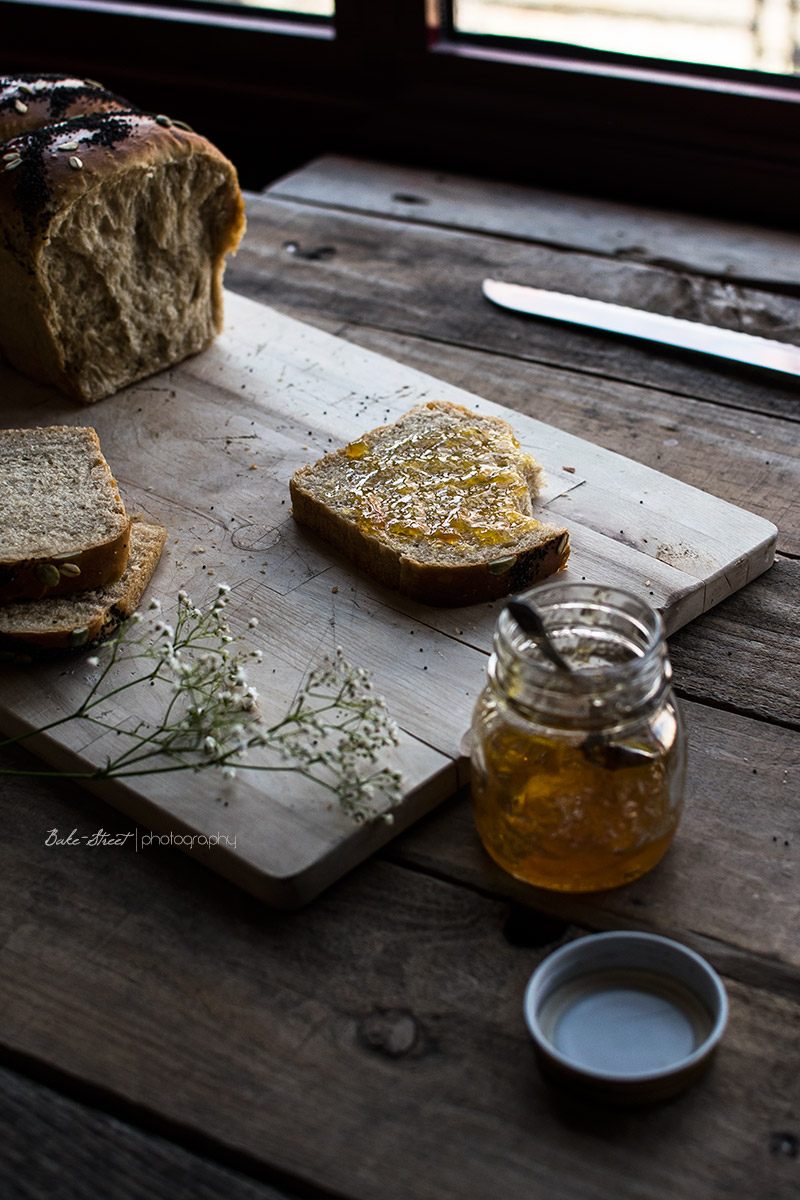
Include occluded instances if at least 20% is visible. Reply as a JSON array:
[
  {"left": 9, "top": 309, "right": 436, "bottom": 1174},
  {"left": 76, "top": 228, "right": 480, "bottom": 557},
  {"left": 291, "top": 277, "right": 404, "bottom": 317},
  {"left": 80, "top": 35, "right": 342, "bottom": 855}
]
[{"left": 482, "top": 279, "right": 800, "bottom": 379}]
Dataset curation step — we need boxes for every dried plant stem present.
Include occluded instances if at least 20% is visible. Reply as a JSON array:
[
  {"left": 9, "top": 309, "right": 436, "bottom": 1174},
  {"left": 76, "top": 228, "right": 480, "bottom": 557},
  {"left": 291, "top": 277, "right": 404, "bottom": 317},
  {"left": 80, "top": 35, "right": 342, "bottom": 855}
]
[{"left": 0, "top": 587, "right": 402, "bottom": 823}]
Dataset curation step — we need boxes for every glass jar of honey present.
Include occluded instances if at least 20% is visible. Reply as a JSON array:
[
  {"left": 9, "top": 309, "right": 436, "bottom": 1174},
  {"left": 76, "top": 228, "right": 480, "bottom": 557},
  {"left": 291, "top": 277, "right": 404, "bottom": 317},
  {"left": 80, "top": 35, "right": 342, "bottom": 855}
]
[{"left": 471, "top": 582, "right": 686, "bottom": 892}]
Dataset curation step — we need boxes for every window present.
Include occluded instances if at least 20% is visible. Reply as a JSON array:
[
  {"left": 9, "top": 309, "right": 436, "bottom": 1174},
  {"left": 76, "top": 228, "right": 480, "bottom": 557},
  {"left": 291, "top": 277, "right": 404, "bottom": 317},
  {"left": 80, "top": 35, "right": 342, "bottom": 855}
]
[
  {"left": 218, "top": 1, "right": 333, "bottom": 11},
  {"left": 3, "top": 0, "right": 799, "bottom": 226},
  {"left": 148, "top": 0, "right": 335, "bottom": 18},
  {"left": 451, "top": 0, "right": 800, "bottom": 76}
]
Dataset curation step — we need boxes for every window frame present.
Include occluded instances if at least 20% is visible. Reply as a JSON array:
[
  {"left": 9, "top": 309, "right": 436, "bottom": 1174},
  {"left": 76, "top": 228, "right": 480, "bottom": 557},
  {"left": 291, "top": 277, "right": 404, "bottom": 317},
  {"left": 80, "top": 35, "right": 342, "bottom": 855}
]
[{"left": 3, "top": 0, "right": 800, "bottom": 227}]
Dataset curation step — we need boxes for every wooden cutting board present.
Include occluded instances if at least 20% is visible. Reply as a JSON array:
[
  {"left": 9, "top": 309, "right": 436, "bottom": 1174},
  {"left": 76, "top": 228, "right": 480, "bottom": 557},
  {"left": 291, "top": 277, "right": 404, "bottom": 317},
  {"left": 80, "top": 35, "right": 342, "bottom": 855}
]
[{"left": 0, "top": 291, "right": 777, "bottom": 907}]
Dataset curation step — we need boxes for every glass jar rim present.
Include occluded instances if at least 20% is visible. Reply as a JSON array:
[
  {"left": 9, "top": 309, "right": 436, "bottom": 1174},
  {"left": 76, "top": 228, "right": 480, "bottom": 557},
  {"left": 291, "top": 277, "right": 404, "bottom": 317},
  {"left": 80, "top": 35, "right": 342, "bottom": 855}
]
[{"left": 497, "top": 580, "right": 666, "bottom": 689}]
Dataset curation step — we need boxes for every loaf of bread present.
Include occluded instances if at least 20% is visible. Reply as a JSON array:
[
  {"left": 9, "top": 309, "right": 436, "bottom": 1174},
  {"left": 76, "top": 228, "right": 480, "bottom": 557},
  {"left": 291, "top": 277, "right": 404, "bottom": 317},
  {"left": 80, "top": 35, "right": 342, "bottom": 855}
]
[
  {"left": 0, "top": 425, "right": 131, "bottom": 603},
  {"left": 0, "top": 520, "right": 166, "bottom": 651},
  {"left": 0, "top": 74, "right": 134, "bottom": 142},
  {"left": 290, "top": 400, "right": 570, "bottom": 606},
  {"left": 0, "top": 108, "right": 245, "bottom": 402}
]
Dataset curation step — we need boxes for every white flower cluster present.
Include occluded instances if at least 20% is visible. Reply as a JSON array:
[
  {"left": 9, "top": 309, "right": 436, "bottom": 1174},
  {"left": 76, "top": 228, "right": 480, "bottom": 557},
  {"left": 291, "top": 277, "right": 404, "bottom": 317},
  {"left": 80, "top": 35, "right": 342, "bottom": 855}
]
[
  {"left": 263, "top": 646, "right": 402, "bottom": 822},
  {"left": 49, "top": 586, "right": 402, "bottom": 822}
]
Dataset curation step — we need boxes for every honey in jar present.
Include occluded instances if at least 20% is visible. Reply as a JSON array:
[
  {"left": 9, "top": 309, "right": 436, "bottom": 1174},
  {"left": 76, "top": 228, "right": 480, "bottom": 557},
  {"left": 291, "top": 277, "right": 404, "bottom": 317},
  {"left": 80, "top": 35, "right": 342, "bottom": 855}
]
[{"left": 471, "top": 582, "right": 686, "bottom": 892}]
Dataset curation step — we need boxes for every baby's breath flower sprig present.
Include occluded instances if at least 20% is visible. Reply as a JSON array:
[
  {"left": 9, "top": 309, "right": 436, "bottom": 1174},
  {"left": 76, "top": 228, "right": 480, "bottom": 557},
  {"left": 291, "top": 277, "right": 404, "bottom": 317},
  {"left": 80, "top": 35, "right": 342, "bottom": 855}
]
[
  {"left": 256, "top": 646, "right": 402, "bottom": 822},
  {"left": 0, "top": 588, "right": 402, "bottom": 823}
]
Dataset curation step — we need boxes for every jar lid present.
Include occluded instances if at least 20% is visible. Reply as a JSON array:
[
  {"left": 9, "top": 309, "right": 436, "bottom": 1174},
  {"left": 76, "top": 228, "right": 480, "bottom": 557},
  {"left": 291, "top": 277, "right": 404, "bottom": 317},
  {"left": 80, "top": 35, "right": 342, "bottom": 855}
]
[{"left": 523, "top": 931, "right": 728, "bottom": 1103}]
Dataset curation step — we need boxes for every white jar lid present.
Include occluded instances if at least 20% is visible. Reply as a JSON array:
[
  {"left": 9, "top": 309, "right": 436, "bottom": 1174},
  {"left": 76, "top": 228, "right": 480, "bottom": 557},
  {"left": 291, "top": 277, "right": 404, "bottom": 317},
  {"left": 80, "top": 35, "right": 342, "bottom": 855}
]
[{"left": 523, "top": 931, "right": 728, "bottom": 1103}]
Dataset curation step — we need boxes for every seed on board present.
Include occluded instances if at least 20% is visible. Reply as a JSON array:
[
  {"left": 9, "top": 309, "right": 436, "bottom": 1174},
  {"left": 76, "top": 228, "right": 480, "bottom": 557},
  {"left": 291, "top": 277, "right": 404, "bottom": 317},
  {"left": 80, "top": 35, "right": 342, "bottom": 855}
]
[
  {"left": 58, "top": 563, "right": 82, "bottom": 577},
  {"left": 69, "top": 156, "right": 84, "bottom": 170},
  {"left": 58, "top": 141, "right": 81, "bottom": 152},
  {"left": 35, "top": 562, "right": 62, "bottom": 588},
  {"left": 14, "top": 98, "right": 28, "bottom": 113}
]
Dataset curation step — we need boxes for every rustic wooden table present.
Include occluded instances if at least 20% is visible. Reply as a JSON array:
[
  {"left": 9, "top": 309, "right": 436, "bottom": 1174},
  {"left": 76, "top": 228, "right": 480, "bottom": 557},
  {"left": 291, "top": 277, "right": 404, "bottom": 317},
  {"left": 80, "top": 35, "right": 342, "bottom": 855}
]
[{"left": 2, "top": 156, "right": 799, "bottom": 1200}]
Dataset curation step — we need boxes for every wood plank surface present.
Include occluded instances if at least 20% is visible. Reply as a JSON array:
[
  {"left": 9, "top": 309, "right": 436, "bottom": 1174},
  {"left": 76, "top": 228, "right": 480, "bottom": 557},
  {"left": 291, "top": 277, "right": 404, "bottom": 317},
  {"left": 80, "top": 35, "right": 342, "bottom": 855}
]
[
  {"left": 0, "top": 290, "right": 776, "bottom": 907},
  {"left": 250, "top": 320, "right": 800, "bottom": 723},
  {"left": 269, "top": 156, "right": 800, "bottom": 290},
  {"left": 226, "top": 193, "right": 800, "bottom": 421},
  {"left": 3, "top": 161, "right": 800, "bottom": 1200},
  {"left": 0, "top": 1065, "right": 294, "bottom": 1200},
  {"left": 668, "top": 556, "right": 800, "bottom": 724},
  {"left": 280, "top": 319, "right": 800, "bottom": 560},
  {"left": 389, "top": 699, "right": 800, "bottom": 986},
  {"left": 1, "top": 746, "right": 799, "bottom": 1200}
]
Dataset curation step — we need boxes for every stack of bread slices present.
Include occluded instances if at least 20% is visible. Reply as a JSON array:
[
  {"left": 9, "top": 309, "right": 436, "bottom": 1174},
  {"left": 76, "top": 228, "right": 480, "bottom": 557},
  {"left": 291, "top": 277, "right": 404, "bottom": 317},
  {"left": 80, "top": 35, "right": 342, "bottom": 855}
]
[{"left": 0, "top": 425, "right": 165, "bottom": 652}]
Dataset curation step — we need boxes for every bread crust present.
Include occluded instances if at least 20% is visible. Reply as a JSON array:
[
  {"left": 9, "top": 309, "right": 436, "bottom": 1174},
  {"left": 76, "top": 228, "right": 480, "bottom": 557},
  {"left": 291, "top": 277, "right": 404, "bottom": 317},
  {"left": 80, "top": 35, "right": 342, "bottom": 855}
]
[
  {"left": 0, "top": 425, "right": 131, "bottom": 603},
  {"left": 0, "top": 110, "right": 246, "bottom": 402},
  {"left": 0, "top": 74, "right": 134, "bottom": 142},
  {"left": 0, "top": 521, "right": 167, "bottom": 651},
  {"left": 290, "top": 478, "right": 569, "bottom": 605},
  {"left": 0, "top": 525, "right": 132, "bottom": 604},
  {"left": 290, "top": 400, "right": 570, "bottom": 606}
]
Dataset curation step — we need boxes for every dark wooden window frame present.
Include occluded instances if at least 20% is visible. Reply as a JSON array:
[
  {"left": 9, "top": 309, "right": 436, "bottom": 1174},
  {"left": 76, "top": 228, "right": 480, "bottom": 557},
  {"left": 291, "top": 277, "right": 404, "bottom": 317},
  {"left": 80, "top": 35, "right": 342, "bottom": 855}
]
[{"left": 3, "top": 0, "right": 800, "bottom": 226}]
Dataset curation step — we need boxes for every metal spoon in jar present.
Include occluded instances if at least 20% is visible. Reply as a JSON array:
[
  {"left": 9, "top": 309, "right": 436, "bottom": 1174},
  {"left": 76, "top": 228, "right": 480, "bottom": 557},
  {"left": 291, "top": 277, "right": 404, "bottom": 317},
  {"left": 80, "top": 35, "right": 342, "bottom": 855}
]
[
  {"left": 506, "top": 597, "right": 573, "bottom": 673},
  {"left": 505, "top": 596, "right": 659, "bottom": 771}
]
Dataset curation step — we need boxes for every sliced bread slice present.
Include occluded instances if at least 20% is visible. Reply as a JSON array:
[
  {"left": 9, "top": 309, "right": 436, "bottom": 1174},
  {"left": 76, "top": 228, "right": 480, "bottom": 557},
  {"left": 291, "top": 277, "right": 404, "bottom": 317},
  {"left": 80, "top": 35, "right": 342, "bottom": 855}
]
[
  {"left": 0, "top": 520, "right": 166, "bottom": 651},
  {"left": 290, "top": 400, "right": 570, "bottom": 606},
  {"left": 0, "top": 425, "right": 131, "bottom": 602}
]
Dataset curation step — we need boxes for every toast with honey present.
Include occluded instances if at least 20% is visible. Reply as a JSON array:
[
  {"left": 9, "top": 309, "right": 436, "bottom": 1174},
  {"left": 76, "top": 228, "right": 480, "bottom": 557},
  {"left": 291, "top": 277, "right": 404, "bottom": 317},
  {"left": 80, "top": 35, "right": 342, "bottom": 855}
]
[{"left": 289, "top": 400, "right": 570, "bottom": 606}]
